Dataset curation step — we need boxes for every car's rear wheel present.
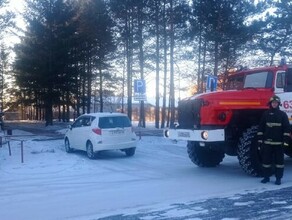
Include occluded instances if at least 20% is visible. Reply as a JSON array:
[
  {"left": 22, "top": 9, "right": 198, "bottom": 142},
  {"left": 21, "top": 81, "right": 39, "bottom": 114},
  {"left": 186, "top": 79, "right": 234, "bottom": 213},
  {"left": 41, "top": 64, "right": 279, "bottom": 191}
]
[
  {"left": 124, "top": 147, "right": 136, "bottom": 156},
  {"left": 65, "top": 138, "right": 73, "bottom": 153},
  {"left": 86, "top": 141, "right": 96, "bottom": 159}
]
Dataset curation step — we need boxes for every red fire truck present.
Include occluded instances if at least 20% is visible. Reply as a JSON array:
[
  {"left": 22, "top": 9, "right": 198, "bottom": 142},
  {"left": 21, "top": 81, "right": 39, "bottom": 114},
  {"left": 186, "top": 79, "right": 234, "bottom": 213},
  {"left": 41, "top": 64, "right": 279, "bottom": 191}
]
[{"left": 165, "top": 64, "right": 292, "bottom": 176}]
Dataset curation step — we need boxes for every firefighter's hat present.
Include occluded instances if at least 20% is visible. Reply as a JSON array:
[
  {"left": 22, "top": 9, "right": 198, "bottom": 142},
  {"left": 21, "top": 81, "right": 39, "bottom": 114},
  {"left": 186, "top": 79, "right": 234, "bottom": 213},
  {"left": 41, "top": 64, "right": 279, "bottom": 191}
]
[{"left": 269, "top": 95, "right": 281, "bottom": 104}]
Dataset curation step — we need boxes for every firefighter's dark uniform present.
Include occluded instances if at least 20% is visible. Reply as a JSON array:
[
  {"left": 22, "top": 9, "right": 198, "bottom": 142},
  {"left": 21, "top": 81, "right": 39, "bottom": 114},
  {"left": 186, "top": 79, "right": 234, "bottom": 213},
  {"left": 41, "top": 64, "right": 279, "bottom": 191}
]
[{"left": 257, "top": 95, "right": 290, "bottom": 185}]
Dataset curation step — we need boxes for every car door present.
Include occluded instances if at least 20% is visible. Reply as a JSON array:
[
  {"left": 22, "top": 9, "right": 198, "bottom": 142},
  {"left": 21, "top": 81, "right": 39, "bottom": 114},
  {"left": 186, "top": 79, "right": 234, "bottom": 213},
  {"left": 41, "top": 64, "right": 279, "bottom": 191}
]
[
  {"left": 69, "top": 116, "right": 91, "bottom": 150},
  {"left": 67, "top": 117, "right": 83, "bottom": 149}
]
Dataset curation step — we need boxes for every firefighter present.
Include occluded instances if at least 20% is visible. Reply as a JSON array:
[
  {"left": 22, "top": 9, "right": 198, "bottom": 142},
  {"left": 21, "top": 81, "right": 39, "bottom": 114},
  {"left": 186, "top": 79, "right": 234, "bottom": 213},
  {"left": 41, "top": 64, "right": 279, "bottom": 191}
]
[{"left": 257, "top": 95, "right": 290, "bottom": 185}]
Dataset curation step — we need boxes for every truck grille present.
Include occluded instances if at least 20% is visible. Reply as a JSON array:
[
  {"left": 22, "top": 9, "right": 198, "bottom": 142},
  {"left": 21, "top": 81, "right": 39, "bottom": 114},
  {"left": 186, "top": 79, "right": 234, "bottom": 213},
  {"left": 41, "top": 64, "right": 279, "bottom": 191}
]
[{"left": 178, "top": 98, "right": 202, "bottom": 129}]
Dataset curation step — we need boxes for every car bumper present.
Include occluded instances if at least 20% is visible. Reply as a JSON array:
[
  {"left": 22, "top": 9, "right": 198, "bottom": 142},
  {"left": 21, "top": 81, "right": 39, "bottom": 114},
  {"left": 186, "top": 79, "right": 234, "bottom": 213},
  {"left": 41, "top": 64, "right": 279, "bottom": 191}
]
[{"left": 93, "top": 140, "right": 137, "bottom": 151}]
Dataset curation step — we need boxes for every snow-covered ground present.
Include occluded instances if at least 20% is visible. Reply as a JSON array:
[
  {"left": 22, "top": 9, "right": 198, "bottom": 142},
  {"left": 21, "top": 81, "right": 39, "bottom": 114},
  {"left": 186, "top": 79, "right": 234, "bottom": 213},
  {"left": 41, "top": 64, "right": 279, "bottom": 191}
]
[{"left": 1, "top": 129, "right": 292, "bottom": 220}]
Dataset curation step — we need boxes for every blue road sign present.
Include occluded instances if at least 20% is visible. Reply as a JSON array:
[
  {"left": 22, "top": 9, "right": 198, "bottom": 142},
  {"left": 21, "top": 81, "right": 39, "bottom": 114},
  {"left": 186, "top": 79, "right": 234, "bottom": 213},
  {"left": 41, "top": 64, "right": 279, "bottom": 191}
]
[
  {"left": 206, "top": 75, "right": 217, "bottom": 92},
  {"left": 134, "top": 79, "right": 146, "bottom": 94}
]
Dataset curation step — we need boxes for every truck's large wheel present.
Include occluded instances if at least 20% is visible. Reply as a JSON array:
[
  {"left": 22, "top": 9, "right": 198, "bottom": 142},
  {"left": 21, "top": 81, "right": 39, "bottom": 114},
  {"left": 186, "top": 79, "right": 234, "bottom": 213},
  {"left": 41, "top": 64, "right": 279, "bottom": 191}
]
[
  {"left": 187, "top": 141, "right": 225, "bottom": 167},
  {"left": 284, "top": 139, "right": 292, "bottom": 157},
  {"left": 237, "top": 126, "right": 263, "bottom": 177}
]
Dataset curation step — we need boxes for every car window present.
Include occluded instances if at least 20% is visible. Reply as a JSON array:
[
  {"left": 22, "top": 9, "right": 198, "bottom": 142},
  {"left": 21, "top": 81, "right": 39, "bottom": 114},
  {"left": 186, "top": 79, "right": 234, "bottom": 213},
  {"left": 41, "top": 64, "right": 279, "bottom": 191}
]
[
  {"left": 72, "top": 118, "right": 83, "bottom": 128},
  {"left": 98, "top": 116, "right": 131, "bottom": 129},
  {"left": 89, "top": 116, "right": 96, "bottom": 125},
  {"left": 72, "top": 116, "right": 94, "bottom": 128}
]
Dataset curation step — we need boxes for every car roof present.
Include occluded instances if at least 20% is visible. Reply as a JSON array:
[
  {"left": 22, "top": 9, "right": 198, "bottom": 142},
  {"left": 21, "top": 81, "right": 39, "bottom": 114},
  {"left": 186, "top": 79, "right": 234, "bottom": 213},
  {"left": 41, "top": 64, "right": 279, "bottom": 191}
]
[{"left": 80, "top": 112, "right": 128, "bottom": 118}]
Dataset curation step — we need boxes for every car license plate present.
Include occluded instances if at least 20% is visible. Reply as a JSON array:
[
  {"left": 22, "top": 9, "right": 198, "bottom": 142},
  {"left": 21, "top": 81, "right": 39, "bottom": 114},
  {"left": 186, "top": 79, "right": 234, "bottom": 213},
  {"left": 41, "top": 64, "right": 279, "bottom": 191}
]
[{"left": 110, "top": 130, "right": 125, "bottom": 135}]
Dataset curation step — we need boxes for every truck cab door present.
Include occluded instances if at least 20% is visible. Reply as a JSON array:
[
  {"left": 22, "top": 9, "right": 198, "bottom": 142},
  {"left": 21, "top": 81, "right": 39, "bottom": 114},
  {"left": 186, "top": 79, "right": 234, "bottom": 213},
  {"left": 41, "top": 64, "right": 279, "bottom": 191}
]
[
  {"left": 274, "top": 71, "right": 285, "bottom": 93},
  {"left": 284, "top": 67, "right": 292, "bottom": 92},
  {"left": 279, "top": 67, "right": 292, "bottom": 125}
]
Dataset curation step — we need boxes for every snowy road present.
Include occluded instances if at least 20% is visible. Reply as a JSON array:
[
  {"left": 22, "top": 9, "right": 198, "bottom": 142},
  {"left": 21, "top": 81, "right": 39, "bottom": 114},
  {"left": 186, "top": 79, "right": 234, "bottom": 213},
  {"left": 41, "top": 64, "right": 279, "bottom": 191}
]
[
  {"left": 1, "top": 131, "right": 292, "bottom": 219},
  {"left": 100, "top": 187, "right": 292, "bottom": 220}
]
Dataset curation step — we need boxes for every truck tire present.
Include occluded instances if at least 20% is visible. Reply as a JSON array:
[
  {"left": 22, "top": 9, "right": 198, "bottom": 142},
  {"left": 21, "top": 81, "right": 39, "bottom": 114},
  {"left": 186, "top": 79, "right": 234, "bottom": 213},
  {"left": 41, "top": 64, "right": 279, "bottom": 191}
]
[
  {"left": 284, "top": 146, "right": 292, "bottom": 157},
  {"left": 187, "top": 141, "right": 225, "bottom": 167},
  {"left": 237, "top": 126, "right": 263, "bottom": 177}
]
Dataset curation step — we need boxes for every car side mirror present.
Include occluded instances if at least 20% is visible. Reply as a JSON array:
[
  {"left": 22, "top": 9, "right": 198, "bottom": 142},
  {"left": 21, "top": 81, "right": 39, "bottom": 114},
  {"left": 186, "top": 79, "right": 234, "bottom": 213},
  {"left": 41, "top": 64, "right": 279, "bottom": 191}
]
[{"left": 68, "top": 125, "right": 72, "bottom": 130}]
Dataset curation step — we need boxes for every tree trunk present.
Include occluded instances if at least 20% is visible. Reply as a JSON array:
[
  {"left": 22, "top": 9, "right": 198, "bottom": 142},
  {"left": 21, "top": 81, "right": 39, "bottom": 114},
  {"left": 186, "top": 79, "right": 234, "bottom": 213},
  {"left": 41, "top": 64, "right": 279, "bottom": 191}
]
[
  {"left": 99, "top": 66, "right": 103, "bottom": 112},
  {"left": 201, "top": 40, "right": 207, "bottom": 91},
  {"left": 155, "top": 0, "right": 160, "bottom": 128},
  {"left": 45, "top": 92, "right": 53, "bottom": 126},
  {"left": 86, "top": 52, "right": 92, "bottom": 114},
  {"left": 138, "top": 2, "right": 145, "bottom": 127},
  {"left": 197, "top": 29, "right": 202, "bottom": 93},
  {"left": 161, "top": 0, "right": 167, "bottom": 129},
  {"left": 214, "top": 40, "right": 219, "bottom": 76},
  {"left": 126, "top": 5, "right": 133, "bottom": 120},
  {"left": 169, "top": 0, "right": 175, "bottom": 128},
  {"left": 82, "top": 62, "right": 86, "bottom": 114}
]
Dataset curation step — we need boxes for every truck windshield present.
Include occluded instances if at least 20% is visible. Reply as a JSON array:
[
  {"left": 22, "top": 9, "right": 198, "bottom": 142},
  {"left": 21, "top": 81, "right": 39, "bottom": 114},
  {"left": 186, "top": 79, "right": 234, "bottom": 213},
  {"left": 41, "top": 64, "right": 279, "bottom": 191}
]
[
  {"left": 226, "top": 76, "right": 244, "bottom": 90},
  {"left": 244, "top": 71, "right": 273, "bottom": 88}
]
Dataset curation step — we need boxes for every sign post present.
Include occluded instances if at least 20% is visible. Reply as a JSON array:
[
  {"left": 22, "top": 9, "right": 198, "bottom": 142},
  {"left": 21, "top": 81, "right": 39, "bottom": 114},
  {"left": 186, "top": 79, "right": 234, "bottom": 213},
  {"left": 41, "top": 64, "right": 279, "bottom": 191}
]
[{"left": 134, "top": 80, "right": 147, "bottom": 138}]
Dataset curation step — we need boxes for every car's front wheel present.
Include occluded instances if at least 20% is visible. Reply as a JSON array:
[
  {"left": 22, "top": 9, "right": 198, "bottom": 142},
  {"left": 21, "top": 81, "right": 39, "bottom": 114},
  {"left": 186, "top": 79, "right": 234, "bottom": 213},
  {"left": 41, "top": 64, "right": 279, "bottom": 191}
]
[
  {"left": 65, "top": 138, "right": 73, "bottom": 153},
  {"left": 86, "top": 141, "right": 96, "bottom": 159},
  {"left": 124, "top": 147, "right": 136, "bottom": 156}
]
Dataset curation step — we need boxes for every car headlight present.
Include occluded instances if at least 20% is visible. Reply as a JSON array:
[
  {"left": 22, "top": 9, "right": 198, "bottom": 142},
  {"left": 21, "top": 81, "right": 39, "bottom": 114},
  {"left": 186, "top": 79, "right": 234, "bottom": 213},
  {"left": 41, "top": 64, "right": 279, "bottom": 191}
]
[{"left": 164, "top": 130, "right": 170, "bottom": 137}]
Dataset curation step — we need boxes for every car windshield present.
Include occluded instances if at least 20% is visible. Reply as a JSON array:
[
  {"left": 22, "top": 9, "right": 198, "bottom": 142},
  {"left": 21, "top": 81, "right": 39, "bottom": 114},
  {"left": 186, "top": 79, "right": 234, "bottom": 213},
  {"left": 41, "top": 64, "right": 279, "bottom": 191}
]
[{"left": 98, "top": 116, "right": 131, "bottom": 128}]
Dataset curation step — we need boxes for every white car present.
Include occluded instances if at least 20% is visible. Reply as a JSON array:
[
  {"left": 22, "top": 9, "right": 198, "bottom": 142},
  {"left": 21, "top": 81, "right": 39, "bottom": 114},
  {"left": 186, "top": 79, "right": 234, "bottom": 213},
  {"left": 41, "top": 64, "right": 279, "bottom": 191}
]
[{"left": 64, "top": 112, "right": 137, "bottom": 159}]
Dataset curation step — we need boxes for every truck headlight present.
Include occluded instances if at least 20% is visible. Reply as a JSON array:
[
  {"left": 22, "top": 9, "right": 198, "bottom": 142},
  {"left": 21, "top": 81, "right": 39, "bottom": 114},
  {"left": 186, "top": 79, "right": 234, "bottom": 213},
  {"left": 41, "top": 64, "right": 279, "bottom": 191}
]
[{"left": 201, "top": 131, "right": 208, "bottom": 140}]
